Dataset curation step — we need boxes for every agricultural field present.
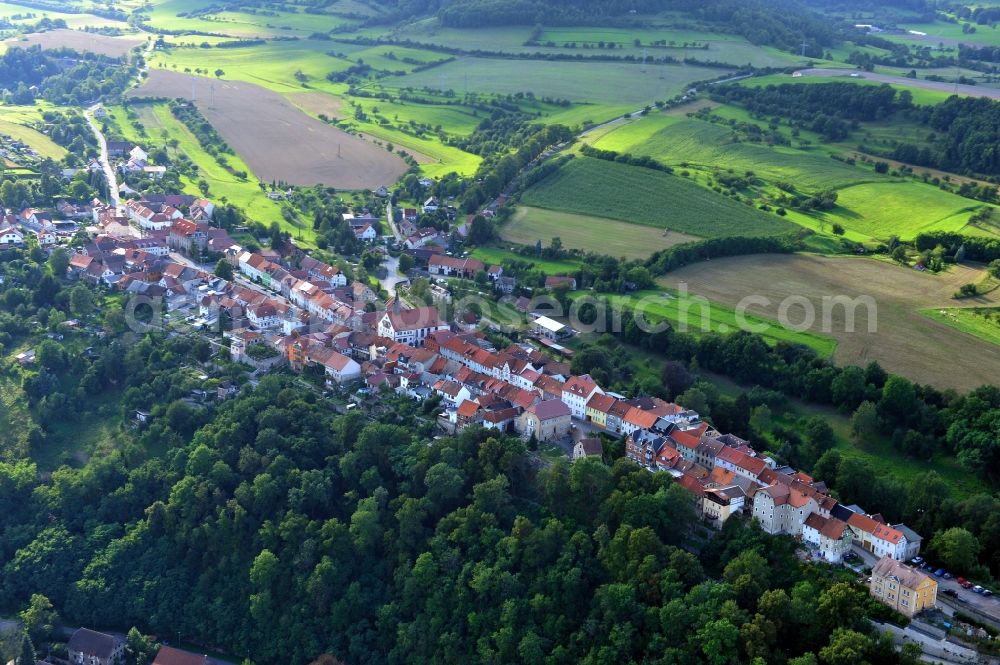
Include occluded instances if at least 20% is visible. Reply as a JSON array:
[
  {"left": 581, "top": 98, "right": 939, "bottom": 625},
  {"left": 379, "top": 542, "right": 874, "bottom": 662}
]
[
  {"left": 922, "top": 306, "right": 1000, "bottom": 348},
  {"left": 129, "top": 70, "right": 408, "bottom": 190},
  {"left": 521, "top": 156, "right": 799, "bottom": 238},
  {"left": 588, "top": 289, "right": 838, "bottom": 356},
  {"left": 501, "top": 206, "right": 698, "bottom": 260},
  {"left": 384, "top": 57, "right": 730, "bottom": 106},
  {"left": 3, "top": 28, "right": 144, "bottom": 56},
  {"left": 106, "top": 103, "right": 308, "bottom": 237},
  {"left": 0, "top": 0, "right": 126, "bottom": 29},
  {"left": 827, "top": 182, "right": 993, "bottom": 240},
  {"left": 137, "top": 0, "right": 360, "bottom": 37},
  {"left": 667, "top": 253, "right": 1000, "bottom": 391}
]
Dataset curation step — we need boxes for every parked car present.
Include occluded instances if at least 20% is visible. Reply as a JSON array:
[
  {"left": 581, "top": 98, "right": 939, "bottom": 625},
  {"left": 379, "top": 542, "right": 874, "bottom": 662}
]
[
  {"left": 957, "top": 577, "right": 967, "bottom": 586},
  {"left": 911, "top": 556, "right": 924, "bottom": 565},
  {"left": 943, "top": 572, "right": 954, "bottom": 580},
  {"left": 973, "top": 585, "right": 985, "bottom": 594},
  {"left": 943, "top": 589, "right": 958, "bottom": 598},
  {"left": 982, "top": 589, "right": 993, "bottom": 597},
  {"left": 961, "top": 581, "right": 974, "bottom": 589},
  {"left": 935, "top": 569, "right": 945, "bottom": 577}
]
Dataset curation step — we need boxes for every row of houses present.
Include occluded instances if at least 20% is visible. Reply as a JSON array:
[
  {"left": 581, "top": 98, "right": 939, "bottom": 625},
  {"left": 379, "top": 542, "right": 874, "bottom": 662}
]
[
  {"left": 67, "top": 626, "right": 209, "bottom": 665},
  {"left": 623, "top": 420, "right": 921, "bottom": 563}
]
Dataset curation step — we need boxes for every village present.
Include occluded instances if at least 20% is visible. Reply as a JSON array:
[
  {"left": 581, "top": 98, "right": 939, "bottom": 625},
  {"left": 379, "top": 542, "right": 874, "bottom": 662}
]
[{"left": 4, "top": 169, "right": 1000, "bottom": 664}]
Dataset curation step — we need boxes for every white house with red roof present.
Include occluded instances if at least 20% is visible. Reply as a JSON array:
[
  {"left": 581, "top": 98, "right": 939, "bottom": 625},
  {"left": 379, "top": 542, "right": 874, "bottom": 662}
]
[
  {"left": 560, "top": 374, "right": 603, "bottom": 420},
  {"left": 378, "top": 298, "right": 448, "bottom": 346}
]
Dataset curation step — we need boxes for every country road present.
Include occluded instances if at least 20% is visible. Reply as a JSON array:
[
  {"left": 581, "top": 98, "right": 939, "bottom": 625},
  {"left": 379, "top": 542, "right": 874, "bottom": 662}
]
[
  {"left": 793, "top": 68, "right": 1000, "bottom": 100},
  {"left": 85, "top": 104, "right": 121, "bottom": 211}
]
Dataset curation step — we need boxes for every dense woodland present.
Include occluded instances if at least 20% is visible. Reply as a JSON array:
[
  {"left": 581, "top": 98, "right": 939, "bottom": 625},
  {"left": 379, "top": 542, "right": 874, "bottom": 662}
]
[{"left": 0, "top": 46, "right": 136, "bottom": 106}]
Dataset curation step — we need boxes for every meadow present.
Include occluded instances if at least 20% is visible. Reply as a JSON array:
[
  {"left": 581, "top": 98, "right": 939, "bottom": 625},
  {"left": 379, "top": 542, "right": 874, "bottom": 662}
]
[
  {"left": 827, "top": 181, "right": 992, "bottom": 240},
  {"left": 921, "top": 306, "right": 1000, "bottom": 348},
  {"left": 578, "top": 289, "right": 838, "bottom": 356},
  {"left": 5, "top": 28, "right": 144, "bottom": 56},
  {"left": 501, "top": 206, "right": 698, "bottom": 260},
  {"left": 0, "top": 103, "right": 66, "bottom": 161},
  {"left": 520, "top": 156, "right": 799, "bottom": 238},
  {"left": 0, "top": 0, "right": 125, "bottom": 29},
  {"left": 470, "top": 246, "right": 581, "bottom": 275},
  {"left": 384, "top": 57, "right": 730, "bottom": 106},
  {"left": 668, "top": 254, "right": 1000, "bottom": 391},
  {"left": 139, "top": 0, "right": 358, "bottom": 37}
]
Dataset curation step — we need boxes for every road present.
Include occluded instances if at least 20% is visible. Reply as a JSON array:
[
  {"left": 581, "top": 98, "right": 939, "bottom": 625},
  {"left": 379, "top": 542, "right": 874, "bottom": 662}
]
[
  {"left": 85, "top": 104, "right": 121, "bottom": 211},
  {"left": 872, "top": 621, "right": 980, "bottom": 664},
  {"left": 793, "top": 68, "right": 1000, "bottom": 100}
]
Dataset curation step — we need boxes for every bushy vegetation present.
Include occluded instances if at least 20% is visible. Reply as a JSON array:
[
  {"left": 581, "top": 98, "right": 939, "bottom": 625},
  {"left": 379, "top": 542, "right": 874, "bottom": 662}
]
[{"left": 0, "top": 46, "right": 136, "bottom": 106}]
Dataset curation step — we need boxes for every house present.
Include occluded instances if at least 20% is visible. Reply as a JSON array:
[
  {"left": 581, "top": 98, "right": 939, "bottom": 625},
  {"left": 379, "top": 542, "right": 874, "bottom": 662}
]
[
  {"left": 702, "top": 486, "right": 746, "bottom": 528},
  {"left": 422, "top": 196, "right": 440, "bottom": 213},
  {"left": 354, "top": 223, "right": 377, "bottom": 242},
  {"left": 585, "top": 393, "right": 617, "bottom": 429},
  {"left": 152, "top": 646, "right": 208, "bottom": 665},
  {"left": 312, "top": 347, "right": 362, "bottom": 384},
  {"left": 870, "top": 556, "right": 937, "bottom": 618},
  {"left": 378, "top": 298, "right": 448, "bottom": 346},
  {"left": 454, "top": 399, "right": 482, "bottom": 430},
  {"left": 750, "top": 483, "right": 818, "bottom": 537},
  {"left": 0, "top": 225, "right": 24, "bottom": 246},
  {"left": 802, "top": 513, "right": 853, "bottom": 563},
  {"left": 428, "top": 255, "right": 486, "bottom": 279},
  {"left": 36, "top": 229, "right": 57, "bottom": 247},
  {"left": 573, "top": 437, "right": 603, "bottom": 460},
  {"left": 516, "top": 399, "right": 571, "bottom": 442},
  {"left": 68, "top": 628, "right": 124, "bottom": 665},
  {"left": 561, "top": 374, "right": 603, "bottom": 420},
  {"left": 545, "top": 275, "right": 577, "bottom": 291},
  {"left": 532, "top": 315, "right": 572, "bottom": 341},
  {"left": 483, "top": 406, "right": 520, "bottom": 433},
  {"left": 893, "top": 523, "right": 923, "bottom": 561},
  {"left": 168, "top": 219, "right": 208, "bottom": 253},
  {"left": 847, "top": 513, "right": 909, "bottom": 560}
]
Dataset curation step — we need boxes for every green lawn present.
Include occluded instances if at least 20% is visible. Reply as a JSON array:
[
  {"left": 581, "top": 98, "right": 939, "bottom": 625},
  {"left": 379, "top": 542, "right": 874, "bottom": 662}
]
[
  {"left": 921, "top": 307, "right": 1000, "bottom": 347},
  {"left": 470, "top": 246, "right": 582, "bottom": 274},
  {"left": 521, "top": 156, "right": 799, "bottom": 238},
  {"left": 587, "top": 289, "right": 838, "bottom": 356}
]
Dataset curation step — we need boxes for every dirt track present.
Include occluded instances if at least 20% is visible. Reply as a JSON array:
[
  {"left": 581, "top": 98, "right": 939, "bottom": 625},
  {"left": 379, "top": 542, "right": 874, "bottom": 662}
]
[
  {"left": 129, "top": 70, "right": 407, "bottom": 189},
  {"left": 795, "top": 68, "right": 1000, "bottom": 100},
  {"left": 666, "top": 254, "right": 1000, "bottom": 392}
]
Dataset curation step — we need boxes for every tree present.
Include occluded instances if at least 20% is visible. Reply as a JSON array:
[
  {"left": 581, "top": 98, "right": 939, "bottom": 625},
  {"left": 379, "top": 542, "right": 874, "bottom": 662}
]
[
  {"left": 16, "top": 634, "right": 35, "bottom": 665},
  {"left": 48, "top": 248, "right": 70, "bottom": 277},
  {"left": 398, "top": 252, "right": 414, "bottom": 274},
  {"left": 676, "top": 386, "right": 710, "bottom": 417},
  {"left": 125, "top": 627, "right": 155, "bottom": 665},
  {"left": 723, "top": 550, "right": 770, "bottom": 609},
  {"left": 19, "top": 594, "right": 57, "bottom": 644},
  {"left": 214, "top": 259, "right": 233, "bottom": 280},
  {"left": 816, "top": 582, "right": 865, "bottom": 633},
  {"left": 878, "top": 376, "right": 917, "bottom": 427},
  {"left": 660, "top": 361, "right": 692, "bottom": 400},
  {"left": 69, "top": 285, "right": 94, "bottom": 317},
  {"left": 891, "top": 245, "right": 908, "bottom": 264},
  {"left": 929, "top": 527, "right": 980, "bottom": 573},
  {"left": 803, "top": 417, "right": 835, "bottom": 456}
]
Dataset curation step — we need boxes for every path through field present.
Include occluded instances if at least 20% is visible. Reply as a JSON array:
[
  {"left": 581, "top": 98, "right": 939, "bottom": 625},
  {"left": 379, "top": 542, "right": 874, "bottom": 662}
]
[
  {"left": 667, "top": 254, "right": 1000, "bottom": 391},
  {"left": 129, "top": 70, "right": 407, "bottom": 189}
]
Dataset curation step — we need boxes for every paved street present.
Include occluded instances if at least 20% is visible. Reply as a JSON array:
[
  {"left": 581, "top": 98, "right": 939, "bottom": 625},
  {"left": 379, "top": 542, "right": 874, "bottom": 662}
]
[
  {"left": 872, "top": 621, "right": 979, "bottom": 664},
  {"left": 84, "top": 104, "right": 122, "bottom": 213}
]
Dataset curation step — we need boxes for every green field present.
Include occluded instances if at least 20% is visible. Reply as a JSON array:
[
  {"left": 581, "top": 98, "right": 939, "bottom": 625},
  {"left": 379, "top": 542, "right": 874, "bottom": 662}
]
[
  {"left": 470, "top": 246, "right": 582, "bottom": 275},
  {"left": 829, "top": 181, "right": 991, "bottom": 240},
  {"left": 0, "top": 103, "right": 67, "bottom": 161},
  {"left": 922, "top": 306, "right": 1000, "bottom": 347},
  {"left": 384, "top": 57, "right": 730, "bottom": 106},
  {"left": 521, "top": 156, "right": 799, "bottom": 238},
  {"left": 501, "top": 206, "right": 698, "bottom": 259},
  {"left": 583, "top": 288, "right": 838, "bottom": 356},
  {"left": 588, "top": 114, "right": 884, "bottom": 192},
  {"left": 0, "top": 0, "right": 125, "bottom": 29},
  {"left": 741, "top": 74, "right": 960, "bottom": 106},
  {"left": 140, "top": 0, "right": 358, "bottom": 36}
]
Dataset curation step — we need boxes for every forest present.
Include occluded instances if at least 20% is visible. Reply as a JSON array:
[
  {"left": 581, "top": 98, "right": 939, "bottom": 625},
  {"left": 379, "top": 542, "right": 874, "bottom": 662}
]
[{"left": 0, "top": 46, "right": 136, "bottom": 106}]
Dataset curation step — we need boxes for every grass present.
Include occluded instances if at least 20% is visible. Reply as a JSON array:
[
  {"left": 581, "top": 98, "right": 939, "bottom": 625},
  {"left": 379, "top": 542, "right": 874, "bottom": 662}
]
[
  {"left": 140, "top": 0, "right": 357, "bottom": 37},
  {"left": 470, "top": 246, "right": 581, "bottom": 274},
  {"left": 383, "top": 57, "right": 731, "bottom": 106},
  {"left": 0, "top": 0, "right": 125, "bottom": 29},
  {"left": 0, "top": 117, "right": 66, "bottom": 161},
  {"left": 921, "top": 307, "right": 1000, "bottom": 347},
  {"left": 502, "top": 205, "right": 698, "bottom": 259},
  {"left": 828, "top": 181, "right": 992, "bottom": 240},
  {"left": 584, "top": 288, "right": 838, "bottom": 356},
  {"left": 521, "top": 156, "right": 799, "bottom": 238}
]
